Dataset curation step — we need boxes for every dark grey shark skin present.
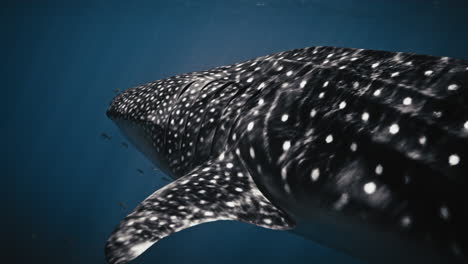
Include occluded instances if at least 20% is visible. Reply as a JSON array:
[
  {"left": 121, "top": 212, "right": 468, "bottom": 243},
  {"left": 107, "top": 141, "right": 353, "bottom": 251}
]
[{"left": 105, "top": 46, "right": 468, "bottom": 264}]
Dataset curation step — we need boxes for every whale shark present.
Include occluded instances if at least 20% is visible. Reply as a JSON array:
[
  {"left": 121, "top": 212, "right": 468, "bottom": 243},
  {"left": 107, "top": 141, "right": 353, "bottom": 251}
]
[{"left": 105, "top": 46, "right": 468, "bottom": 264}]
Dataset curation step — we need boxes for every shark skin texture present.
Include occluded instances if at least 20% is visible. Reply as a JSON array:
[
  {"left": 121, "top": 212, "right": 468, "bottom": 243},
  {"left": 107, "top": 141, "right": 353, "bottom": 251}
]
[{"left": 105, "top": 46, "right": 468, "bottom": 264}]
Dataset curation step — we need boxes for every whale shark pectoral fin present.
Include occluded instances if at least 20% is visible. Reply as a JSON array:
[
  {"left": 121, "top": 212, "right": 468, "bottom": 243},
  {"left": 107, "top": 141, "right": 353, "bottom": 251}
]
[{"left": 105, "top": 154, "right": 295, "bottom": 264}]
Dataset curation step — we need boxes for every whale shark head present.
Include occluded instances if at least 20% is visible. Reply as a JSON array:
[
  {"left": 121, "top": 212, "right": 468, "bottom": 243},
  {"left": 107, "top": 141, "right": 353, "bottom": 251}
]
[
  {"left": 104, "top": 46, "right": 468, "bottom": 264},
  {"left": 106, "top": 79, "right": 195, "bottom": 178}
]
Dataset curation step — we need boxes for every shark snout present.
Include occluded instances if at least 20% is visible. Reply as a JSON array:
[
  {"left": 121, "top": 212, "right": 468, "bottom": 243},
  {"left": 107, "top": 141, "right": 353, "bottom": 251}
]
[{"left": 106, "top": 86, "right": 157, "bottom": 121}]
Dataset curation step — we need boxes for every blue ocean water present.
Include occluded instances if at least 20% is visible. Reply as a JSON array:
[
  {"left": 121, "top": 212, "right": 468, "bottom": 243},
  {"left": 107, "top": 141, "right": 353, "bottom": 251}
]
[{"left": 4, "top": 1, "right": 468, "bottom": 263}]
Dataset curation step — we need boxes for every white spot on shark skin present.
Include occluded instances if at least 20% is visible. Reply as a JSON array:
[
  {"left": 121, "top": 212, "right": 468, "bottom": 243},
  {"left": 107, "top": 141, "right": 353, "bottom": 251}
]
[
  {"left": 310, "top": 109, "right": 317, "bottom": 117},
  {"left": 375, "top": 164, "right": 384, "bottom": 175},
  {"left": 424, "top": 70, "right": 433, "bottom": 76},
  {"left": 249, "top": 147, "right": 256, "bottom": 159},
  {"left": 363, "top": 182, "right": 376, "bottom": 194},
  {"left": 247, "top": 122, "right": 254, "bottom": 131},
  {"left": 440, "top": 206, "right": 450, "bottom": 220},
  {"left": 204, "top": 211, "right": 214, "bottom": 216},
  {"left": 300, "top": 80, "right": 307, "bottom": 88},
  {"left": 247, "top": 77, "right": 254, "bottom": 83},
  {"left": 448, "top": 154, "right": 460, "bottom": 166},
  {"left": 391, "top": 72, "right": 400, "bottom": 77},
  {"left": 281, "top": 167, "right": 287, "bottom": 180},
  {"left": 282, "top": 140, "right": 291, "bottom": 151},
  {"left": 361, "top": 112, "right": 370, "bottom": 122},
  {"left": 325, "top": 134, "right": 333, "bottom": 143},
  {"left": 286, "top": 70, "right": 293, "bottom": 76},
  {"left": 464, "top": 121, "right": 468, "bottom": 130},
  {"left": 218, "top": 152, "right": 225, "bottom": 161},
  {"left": 373, "top": 89, "right": 382, "bottom": 96},
  {"left": 419, "top": 136, "right": 427, "bottom": 145},
  {"left": 225, "top": 201, "right": 236, "bottom": 207},
  {"left": 403, "top": 97, "right": 412, "bottom": 105},
  {"left": 334, "top": 193, "right": 349, "bottom": 210},
  {"left": 310, "top": 168, "right": 320, "bottom": 181},
  {"left": 323, "top": 81, "right": 329, "bottom": 87},
  {"left": 400, "top": 215, "right": 412, "bottom": 227},
  {"left": 371, "top": 62, "right": 380, "bottom": 68},
  {"left": 350, "top": 142, "right": 358, "bottom": 152},
  {"left": 281, "top": 114, "right": 289, "bottom": 122},
  {"left": 339, "top": 101, "right": 347, "bottom": 109},
  {"left": 448, "top": 84, "right": 459, "bottom": 91},
  {"left": 389, "top": 124, "right": 400, "bottom": 134}
]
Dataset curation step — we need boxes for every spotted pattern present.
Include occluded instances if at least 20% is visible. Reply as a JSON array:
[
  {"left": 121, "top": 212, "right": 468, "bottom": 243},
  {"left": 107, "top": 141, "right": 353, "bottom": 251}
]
[
  {"left": 105, "top": 153, "right": 294, "bottom": 264},
  {"left": 233, "top": 47, "right": 468, "bottom": 263},
  {"left": 106, "top": 46, "right": 468, "bottom": 263}
]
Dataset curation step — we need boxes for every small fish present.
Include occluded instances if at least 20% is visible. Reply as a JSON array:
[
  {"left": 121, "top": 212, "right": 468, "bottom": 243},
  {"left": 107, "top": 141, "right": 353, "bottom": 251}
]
[
  {"left": 100, "top": 132, "right": 112, "bottom": 140},
  {"left": 136, "top": 169, "right": 144, "bottom": 174},
  {"left": 121, "top": 142, "right": 128, "bottom": 148},
  {"left": 114, "top": 89, "right": 121, "bottom": 94},
  {"left": 161, "top": 177, "right": 171, "bottom": 182},
  {"left": 118, "top": 202, "right": 127, "bottom": 209}
]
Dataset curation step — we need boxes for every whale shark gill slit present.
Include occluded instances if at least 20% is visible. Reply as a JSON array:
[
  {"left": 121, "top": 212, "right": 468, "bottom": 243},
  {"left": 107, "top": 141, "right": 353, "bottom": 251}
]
[
  {"left": 178, "top": 81, "right": 230, "bottom": 168},
  {"left": 208, "top": 82, "right": 258, "bottom": 156},
  {"left": 177, "top": 81, "right": 235, "bottom": 166},
  {"left": 176, "top": 80, "right": 196, "bottom": 100},
  {"left": 164, "top": 79, "right": 215, "bottom": 168},
  {"left": 163, "top": 80, "right": 197, "bottom": 155},
  {"left": 191, "top": 81, "right": 246, "bottom": 162}
]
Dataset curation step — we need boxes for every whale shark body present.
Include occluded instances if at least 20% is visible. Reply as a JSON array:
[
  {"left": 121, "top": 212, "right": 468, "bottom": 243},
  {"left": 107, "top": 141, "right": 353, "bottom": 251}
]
[{"left": 105, "top": 46, "right": 468, "bottom": 264}]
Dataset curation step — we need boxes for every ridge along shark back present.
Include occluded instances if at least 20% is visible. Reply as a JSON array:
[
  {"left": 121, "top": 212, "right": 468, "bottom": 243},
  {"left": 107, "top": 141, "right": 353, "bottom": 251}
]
[{"left": 105, "top": 46, "right": 468, "bottom": 264}]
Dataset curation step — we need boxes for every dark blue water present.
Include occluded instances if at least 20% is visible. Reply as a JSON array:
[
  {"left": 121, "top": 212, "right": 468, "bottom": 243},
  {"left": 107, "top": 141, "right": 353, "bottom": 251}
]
[{"left": 4, "top": 1, "right": 468, "bottom": 263}]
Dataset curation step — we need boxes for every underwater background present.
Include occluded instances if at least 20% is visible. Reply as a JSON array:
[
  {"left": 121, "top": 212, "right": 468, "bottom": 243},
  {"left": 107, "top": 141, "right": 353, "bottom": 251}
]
[{"left": 4, "top": 0, "right": 468, "bottom": 263}]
